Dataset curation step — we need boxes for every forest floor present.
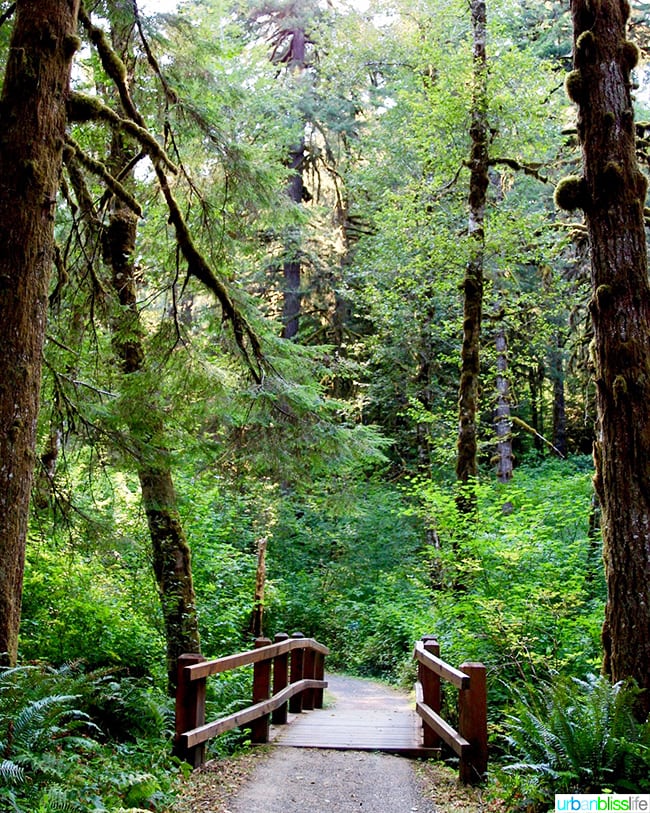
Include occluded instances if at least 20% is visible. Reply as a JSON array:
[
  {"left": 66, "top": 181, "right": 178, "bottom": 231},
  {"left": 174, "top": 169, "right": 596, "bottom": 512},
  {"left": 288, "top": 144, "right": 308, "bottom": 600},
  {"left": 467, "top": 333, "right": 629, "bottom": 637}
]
[{"left": 169, "top": 675, "right": 490, "bottom": 813}]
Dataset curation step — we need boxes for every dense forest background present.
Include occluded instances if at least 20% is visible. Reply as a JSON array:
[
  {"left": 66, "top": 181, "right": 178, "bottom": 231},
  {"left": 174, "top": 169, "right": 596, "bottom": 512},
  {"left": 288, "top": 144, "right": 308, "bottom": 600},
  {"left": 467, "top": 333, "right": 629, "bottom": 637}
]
[{"left": 1, "top": 0, "right": 650, "bottom": 810}]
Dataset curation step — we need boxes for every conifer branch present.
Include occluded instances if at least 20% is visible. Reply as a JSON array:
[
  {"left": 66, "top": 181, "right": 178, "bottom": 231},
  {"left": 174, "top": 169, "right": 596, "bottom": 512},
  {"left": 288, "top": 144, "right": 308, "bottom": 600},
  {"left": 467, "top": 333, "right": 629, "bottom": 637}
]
[
  {"left": 76, "top": 4, "right": 265, "bottom": 380},
  {"left": 67, "top": 91, "right": 177, "bottom": 173},
  {"left": 64, "top": 137, "right": 143, "bottom": 217},
  {"left": 511, "top": 416, "right": 565, "bottom": 458},
  {"left": 153, "top": 161, "right": 265, "bottom": 382},
  {"left": 0, "top": 3, "right": 15, "bottom": 28}
]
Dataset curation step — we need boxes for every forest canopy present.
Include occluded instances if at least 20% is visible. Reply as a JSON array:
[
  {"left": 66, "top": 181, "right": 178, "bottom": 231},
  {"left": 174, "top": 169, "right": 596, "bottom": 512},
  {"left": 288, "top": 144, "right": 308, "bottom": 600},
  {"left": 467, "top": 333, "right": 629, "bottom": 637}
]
[{"left": 0, "top": 0, "right": 649, "bottom": 810}]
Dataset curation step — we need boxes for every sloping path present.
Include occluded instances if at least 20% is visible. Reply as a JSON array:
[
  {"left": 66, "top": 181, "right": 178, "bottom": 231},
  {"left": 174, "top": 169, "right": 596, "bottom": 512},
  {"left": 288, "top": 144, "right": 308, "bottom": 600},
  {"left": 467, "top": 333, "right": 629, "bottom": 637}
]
[
  {"left": 273, "top": 674, "right": 431, "bottom": 755},
  {"left": 223, "top": 675, "right": 437, "bottom": 813}
]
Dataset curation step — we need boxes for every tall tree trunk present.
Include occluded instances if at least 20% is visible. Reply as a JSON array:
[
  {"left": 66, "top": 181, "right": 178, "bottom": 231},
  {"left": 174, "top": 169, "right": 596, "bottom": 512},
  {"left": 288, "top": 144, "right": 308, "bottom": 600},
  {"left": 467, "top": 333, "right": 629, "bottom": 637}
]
[
  {"left": 0, "top": 0, "right": 80, "bottom": 665},
  {"left": 494, "top": 325, "right": 513, "bottom": 484},
  {"left": 564, "top": 0, "right": 650, "bottom": 719},
  {"left": 102, "top": 109, "right": 201, "bottom": 692},
  {"left": 280, "top": 27, "right": 306, "bottom": 340},
  {"left": 281, "top": 139, "right": 305, "bottom": 339},
  {"left": 528, "top": 362, "right": 545, "bottom": 452},
  {"left": 456, "top": 0, "right": 489, "bottom": 508},
  {"left": 550, "top": 341, "right": 568, "bottom": 457},
  {"left": 104, "top": 198, "right": 201, "bottom": 693}
]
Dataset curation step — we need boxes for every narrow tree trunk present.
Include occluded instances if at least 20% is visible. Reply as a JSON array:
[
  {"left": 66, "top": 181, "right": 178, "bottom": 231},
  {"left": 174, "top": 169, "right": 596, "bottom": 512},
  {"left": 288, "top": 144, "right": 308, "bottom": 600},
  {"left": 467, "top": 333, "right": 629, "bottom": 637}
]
[
  {"left": 550, "top": 342, "right": 568, "bottom": 457},
  {"left": 250, "top": 536, "right": 267, "bottom": 638},
  {"left": 566, "top": 0, "right": 650, "bottom": 719},
  {"left": 456, "top": 0, "right": 488, "bottom": 508},
  {"left": 0, "top": 0, "right": 80, "bottom": 665},
  {"left": 528, "top": 362, "right": 545, "bottom": 452},
  {"left": 494, "top": 326, "right": 513, "bottom": 483},
  {"left": 104, "top": 178, "right": 201, "bottom": 695},
  {"left": 280, "top": 27, "right": 307, "bottom": 340}
]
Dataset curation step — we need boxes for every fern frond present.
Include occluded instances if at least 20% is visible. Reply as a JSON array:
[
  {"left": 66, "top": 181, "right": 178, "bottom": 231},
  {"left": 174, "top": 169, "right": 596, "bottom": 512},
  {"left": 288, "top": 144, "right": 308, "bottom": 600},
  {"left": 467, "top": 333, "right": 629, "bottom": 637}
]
[{"left": 0, "top": 759, "right": 24, "bottom": 785}]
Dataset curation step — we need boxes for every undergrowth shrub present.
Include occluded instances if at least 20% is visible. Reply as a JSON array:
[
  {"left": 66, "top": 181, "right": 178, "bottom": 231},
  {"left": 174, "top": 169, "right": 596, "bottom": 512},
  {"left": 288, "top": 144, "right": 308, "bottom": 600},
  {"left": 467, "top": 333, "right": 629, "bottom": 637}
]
[
  {"left": 499, "top": 674, "right": 650, "bottom": 811},
  {"left": 414, "top": 457, "right": 604, "bottom": 696},
  {"left": 0, "top": 665, "right": 183, "bottom": 813}
]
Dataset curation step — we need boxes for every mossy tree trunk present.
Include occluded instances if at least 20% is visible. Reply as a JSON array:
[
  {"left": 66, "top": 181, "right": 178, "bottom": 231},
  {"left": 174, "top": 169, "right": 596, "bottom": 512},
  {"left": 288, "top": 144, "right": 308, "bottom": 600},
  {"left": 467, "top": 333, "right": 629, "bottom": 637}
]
[
  {"left": 494, "top": 326, "right": 513, "bottom": 484},
  {"left": 565, "top": 0, "right": 650, "bottom": 719},
  {"left": 0, "top": 0, "right": 80, "bottom": 665},
  {"left": 456, "top": 0, "right": 489, "bottom": 509},
  {"left": 104, "top": 190, "right": 200, "bottom": 693},
  {"left": 102, "top": 95, "right": 201, "bottom": 692}
]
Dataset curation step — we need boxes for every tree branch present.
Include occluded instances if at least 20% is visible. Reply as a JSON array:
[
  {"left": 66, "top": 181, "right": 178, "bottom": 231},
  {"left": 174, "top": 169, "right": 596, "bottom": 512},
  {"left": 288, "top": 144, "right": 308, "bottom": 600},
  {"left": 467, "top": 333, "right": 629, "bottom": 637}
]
[
  {"left": 487, "top": 157, "right": 549, "bottom": 183},
  {"left": 65, "top": 136, "right": 143, "bottom": 216},
  {"left": 68, "top": 91, "right": 177, "bottom": 173}
]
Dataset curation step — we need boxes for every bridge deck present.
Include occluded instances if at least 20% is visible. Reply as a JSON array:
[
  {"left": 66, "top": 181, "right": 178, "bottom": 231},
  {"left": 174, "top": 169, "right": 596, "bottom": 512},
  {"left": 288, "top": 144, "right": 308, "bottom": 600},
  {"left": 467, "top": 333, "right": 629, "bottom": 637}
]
[{"left": 271, "top": 674, "right": 437, "bottom": 757}]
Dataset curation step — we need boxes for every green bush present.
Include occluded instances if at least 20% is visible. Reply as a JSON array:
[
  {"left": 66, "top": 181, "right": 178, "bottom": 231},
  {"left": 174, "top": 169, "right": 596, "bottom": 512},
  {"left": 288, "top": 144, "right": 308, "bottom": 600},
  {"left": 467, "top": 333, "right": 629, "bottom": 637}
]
[
  {"left": 0, "top": 665, "right": 182, "bottom": 813},
  {"left": 414, "top": 458, "right": 604, "bottom": 691}
]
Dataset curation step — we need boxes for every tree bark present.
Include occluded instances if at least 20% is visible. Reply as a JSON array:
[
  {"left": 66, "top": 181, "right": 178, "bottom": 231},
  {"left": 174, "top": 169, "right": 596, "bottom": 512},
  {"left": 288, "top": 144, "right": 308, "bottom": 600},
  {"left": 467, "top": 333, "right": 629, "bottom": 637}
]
[
  {"left": 0, "top": 0, "right": 80, "bottom": 665},
  {"left": 280, "top": 27, "right": 307, "bottom": 340},
  {"left": 104, "top": 196, "right": 201, "bottom": 693},
  {"left": 550, "top": 341, "right": 568, "bottom": 457},
  {"left": 494, "top": 326, "right": 513, "bottom": 484},
  {"left": 456, "top": 0, "right": 488, "bottom": 507},
  {"left": 100, "top": 89, "right": 201, "bottom": 690},
  {"left": 566, "top": 0, "right": 650, "bottom": 719}
]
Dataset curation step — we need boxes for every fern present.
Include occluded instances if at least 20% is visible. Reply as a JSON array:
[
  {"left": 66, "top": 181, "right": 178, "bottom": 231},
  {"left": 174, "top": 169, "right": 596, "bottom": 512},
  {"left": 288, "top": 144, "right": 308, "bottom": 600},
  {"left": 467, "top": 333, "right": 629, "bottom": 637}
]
[
  {"left": 0, "top": 664, "right": 180, "bottom": 811},
  {"left": 0, "top": 759, "right": 24, "bottom": 785},
  {"left": 503, "top": 673, "right": 650, "bottom": 802}
]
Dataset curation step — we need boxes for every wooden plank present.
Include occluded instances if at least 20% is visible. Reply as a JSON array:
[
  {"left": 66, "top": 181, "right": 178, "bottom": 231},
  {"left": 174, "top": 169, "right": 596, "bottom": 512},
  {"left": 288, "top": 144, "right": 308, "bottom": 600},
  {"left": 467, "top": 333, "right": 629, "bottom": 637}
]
[
  {"left": 183, "top": 679, "right": 327, "bottom": 747},
  {"left": 416, "top": 700, "right": 470, "bottom": 757},
  {"left": 185, "top": 638, "right": 329, "bottom": 681},
  {"left": 413, "top": 641, "right": 470, "bottom": 689},
  {"left": 274, "top": 675, "right": 436, "bottom": 757}
]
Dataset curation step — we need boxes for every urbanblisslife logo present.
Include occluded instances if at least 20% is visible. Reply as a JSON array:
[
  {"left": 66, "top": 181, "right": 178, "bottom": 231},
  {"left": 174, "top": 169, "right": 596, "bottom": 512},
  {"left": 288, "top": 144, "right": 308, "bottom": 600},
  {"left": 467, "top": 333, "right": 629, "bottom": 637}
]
[{"left": 555, "top": 796, "right": 650, "bottom": 812}]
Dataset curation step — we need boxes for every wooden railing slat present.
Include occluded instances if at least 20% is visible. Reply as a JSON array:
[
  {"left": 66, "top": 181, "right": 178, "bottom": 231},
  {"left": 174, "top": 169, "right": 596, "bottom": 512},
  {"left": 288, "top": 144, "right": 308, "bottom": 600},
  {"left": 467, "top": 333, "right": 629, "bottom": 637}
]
[
  {"left": 185, "top": 637, "right": 329, "bottom": 681},
  {"left": 183, "top": 678, "right": 327, "bottom": 748},
  {"left": 413, "top": 641, "right": 470, "bottom": 689},
  {"left": 415, "top": 699, "right": 470, "bottom": 757}
]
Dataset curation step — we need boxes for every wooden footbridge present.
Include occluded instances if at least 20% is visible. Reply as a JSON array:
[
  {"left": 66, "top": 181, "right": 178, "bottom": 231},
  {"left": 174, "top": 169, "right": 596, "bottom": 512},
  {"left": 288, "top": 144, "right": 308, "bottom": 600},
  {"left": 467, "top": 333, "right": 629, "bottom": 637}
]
[{"left": 174, "top": 634, "right": 488, "bottom": 785}]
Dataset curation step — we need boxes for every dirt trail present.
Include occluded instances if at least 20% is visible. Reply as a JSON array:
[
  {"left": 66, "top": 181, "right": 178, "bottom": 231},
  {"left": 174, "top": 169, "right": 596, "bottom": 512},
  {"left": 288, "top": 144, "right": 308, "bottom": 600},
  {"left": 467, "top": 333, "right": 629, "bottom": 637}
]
[{"left": 222, "top": 674, "right": 437, "bottom": 813}]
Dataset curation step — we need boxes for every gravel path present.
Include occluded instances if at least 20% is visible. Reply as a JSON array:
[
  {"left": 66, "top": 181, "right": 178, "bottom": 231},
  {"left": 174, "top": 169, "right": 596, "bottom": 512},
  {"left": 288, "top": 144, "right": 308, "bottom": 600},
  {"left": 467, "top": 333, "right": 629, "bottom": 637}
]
[
  {"left": 222, "top": 674, "right": 437, "bottom": 813},
  {"left": 223, "top": 747, "right": 436, "bottom": 813}
]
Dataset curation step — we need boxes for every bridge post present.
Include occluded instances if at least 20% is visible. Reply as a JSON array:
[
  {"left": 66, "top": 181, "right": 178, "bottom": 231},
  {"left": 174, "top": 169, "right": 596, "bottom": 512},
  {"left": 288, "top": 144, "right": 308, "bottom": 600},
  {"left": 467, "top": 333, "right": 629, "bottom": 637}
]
[
  {"left": 419, "top": 635, "right": 441, "bottom": 748},
  {"left": 251, "top": 637, "right": 272, "bottom": 743},
  {"left": 458, "top": 662, "right": 488, "bottom": 784},
  {"left": 174, "top": 653, "right": 206, "bottom": 768},
  {"left": 289, "top": 631, "right": 305, "bottom": 713},
  {"left": 272, "top": 632, "right": 290, "bottom": 724},
  {"left": 302, "top": 645, "right": 315, "bottom": 710},
  {"left": 313, "top": 649, "right": 325, "bottom": 709}
]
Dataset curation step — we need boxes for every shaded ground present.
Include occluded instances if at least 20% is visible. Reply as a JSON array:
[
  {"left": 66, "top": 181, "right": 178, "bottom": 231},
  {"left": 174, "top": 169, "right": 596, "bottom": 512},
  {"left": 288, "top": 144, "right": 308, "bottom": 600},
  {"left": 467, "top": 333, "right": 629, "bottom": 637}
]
[{"left": 169, "top": 675, "right": 488, "bottom": 813}]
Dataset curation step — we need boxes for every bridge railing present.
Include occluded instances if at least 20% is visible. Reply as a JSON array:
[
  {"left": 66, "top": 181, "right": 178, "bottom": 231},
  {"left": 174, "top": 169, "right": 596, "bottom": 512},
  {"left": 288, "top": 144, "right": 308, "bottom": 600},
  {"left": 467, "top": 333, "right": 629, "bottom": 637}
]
[
  {"left": 413, "top": 635, "right": 487, "bottom": 784},
  {"left": 174, "top": 632, "right": 328, "bottom": 767}
]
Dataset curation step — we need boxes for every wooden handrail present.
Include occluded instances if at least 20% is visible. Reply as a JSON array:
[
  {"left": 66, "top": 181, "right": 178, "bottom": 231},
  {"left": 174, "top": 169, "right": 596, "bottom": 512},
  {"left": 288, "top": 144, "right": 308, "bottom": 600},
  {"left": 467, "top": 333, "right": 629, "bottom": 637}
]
[
  {"left": 182, "top": 678, "right": 327, "bottom": 748},
  {"left": 174, "top": 633, "right": 329, "bottom": 767},
  {"left": 415, "top": 683, "right": 470, "bottom": 757},
  {"left": 413, "top": 636, "right": 487, "bottom": 785},
  {"left": 413, "top": 640, "right": 470, "bottom": 689},
  {"left": 183, "top": 637, "right": 329, "bottom": 681}
]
